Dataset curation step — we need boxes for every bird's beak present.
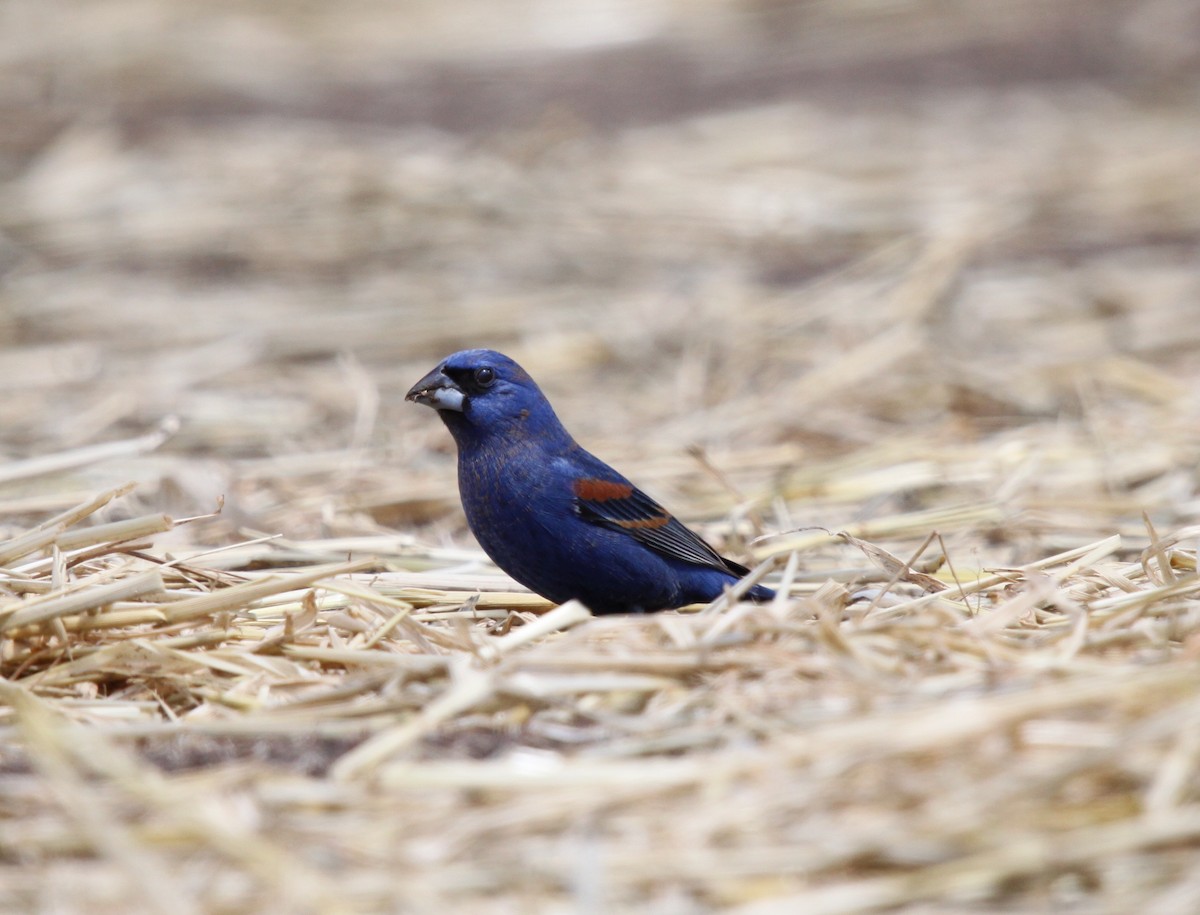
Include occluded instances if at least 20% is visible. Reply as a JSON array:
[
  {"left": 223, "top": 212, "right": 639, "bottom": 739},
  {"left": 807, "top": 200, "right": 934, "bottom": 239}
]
[{"left": 405, "top": 365, "right": 466, "bottom": 412}]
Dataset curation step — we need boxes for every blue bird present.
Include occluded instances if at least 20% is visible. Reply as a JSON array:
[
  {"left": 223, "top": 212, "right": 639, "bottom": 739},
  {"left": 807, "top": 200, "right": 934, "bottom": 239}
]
[{"left": 406, "top": 349, "right": 775, "bottom": 614}]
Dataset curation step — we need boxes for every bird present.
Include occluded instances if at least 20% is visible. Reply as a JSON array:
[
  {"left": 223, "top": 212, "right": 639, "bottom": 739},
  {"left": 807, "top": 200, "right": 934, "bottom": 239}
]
[{"left": 406, "top": 348, "right": 775, "bottom": 614}]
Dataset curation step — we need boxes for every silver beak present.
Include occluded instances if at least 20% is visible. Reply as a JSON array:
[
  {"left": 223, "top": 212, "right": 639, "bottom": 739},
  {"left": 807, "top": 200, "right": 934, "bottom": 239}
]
[{"left": 405, "top": 366, "right": 466, "bottom": 412}]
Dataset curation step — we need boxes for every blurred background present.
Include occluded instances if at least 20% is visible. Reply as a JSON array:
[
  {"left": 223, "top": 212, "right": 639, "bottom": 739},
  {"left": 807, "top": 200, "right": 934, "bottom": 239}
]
[
  {"left": 1, "top": 0, "right": 1199, "bottom": 556},
  {"left": 6, "top": 5, "right": 1200, "bottom": 913}
]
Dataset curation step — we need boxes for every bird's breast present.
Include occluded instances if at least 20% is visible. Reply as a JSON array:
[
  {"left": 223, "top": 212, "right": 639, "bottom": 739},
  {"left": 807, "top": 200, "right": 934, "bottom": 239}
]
[{"left": 456, "top": 441, "right": 569, "bottom": 545}]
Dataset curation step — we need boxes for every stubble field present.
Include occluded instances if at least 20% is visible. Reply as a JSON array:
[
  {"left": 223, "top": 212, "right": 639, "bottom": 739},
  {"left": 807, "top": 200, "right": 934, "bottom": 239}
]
[{"left": 2, "top": 1, "right": 1200, "bottom": 912}]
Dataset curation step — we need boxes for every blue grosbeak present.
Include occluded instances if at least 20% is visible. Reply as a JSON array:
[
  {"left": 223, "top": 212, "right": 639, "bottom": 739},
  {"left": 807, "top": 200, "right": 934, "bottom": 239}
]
[
  {"left": 406, "top": 349, "right": 776, "bottom": 614},
  {"left": 405, "top": 348, "right": 777, "bottom": 612}
]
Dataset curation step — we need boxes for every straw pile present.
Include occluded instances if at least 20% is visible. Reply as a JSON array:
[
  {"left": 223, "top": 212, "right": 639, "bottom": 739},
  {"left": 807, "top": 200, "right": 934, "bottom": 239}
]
[{"left": 3, "top": 1, "right": 1200, "bottom": 912}]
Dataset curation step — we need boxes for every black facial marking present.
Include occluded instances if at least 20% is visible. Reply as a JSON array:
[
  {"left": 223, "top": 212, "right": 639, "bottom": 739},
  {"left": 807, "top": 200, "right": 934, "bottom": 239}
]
[{"left": 444, "top": 363, "right": 498, "bottom": 396}]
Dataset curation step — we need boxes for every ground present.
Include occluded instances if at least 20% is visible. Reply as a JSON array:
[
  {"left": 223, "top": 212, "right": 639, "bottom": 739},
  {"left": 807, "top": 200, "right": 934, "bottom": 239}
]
[{"left": 2, "top": 1, "right": 1200, "bottom": 912}]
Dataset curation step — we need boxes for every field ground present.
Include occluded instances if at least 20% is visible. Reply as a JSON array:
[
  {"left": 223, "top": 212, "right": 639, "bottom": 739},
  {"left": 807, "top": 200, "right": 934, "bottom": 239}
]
[{"left": 2, "top": 1, "right": 1200, "bottom": 912}]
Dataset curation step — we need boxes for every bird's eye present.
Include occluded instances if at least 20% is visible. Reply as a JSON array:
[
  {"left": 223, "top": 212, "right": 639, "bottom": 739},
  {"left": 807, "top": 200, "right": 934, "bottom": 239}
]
[{"left": 474, "top": 367, "right": 496, "bottom": 387}]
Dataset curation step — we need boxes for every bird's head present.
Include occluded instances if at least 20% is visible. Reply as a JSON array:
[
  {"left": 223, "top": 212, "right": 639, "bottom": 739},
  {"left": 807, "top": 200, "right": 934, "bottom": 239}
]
[{"left": 406, "top": 349, "right": 567, "bottom": 446}]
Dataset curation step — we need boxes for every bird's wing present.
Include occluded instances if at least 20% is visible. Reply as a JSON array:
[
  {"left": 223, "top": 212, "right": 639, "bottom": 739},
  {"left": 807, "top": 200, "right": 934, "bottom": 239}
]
[{"left": 572, "top": 476, "right": 748, "bottom": 574}]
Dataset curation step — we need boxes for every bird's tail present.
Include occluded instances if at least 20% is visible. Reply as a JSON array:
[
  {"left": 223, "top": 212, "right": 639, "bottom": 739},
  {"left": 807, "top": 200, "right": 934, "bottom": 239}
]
[{"left": 744, "top": 583, "right": 776, "bottom": 602}]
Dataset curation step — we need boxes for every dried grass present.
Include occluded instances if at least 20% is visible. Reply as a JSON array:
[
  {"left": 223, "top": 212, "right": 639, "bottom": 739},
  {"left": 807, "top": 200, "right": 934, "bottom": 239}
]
[
  {"left": 3, "top": 434, "right": 1199, "bottom": 913},
  {"left": 3, "top": 1, "right": 1200, "bottom": 912}
]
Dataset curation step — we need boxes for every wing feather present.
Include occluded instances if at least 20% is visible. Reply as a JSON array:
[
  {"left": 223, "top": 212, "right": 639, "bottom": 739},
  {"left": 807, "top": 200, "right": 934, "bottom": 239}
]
[{"left": 573, "top": 477, "right": 746, "bottom": 573}]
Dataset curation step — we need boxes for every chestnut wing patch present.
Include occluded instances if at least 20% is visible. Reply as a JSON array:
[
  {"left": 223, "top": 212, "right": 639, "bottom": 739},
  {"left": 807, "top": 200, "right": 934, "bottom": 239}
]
[{"left": 573, "top": 478, "right": 746, "bottom": 573}]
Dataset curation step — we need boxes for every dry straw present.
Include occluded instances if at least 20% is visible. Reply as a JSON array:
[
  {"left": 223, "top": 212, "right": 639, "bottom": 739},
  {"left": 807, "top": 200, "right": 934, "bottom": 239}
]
[
  {"left": 4, "top": 1, "right": 1200, "bottom": 910},
  {"left": 2, "top": 455, "right": 1199, "bottom": 912}
]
